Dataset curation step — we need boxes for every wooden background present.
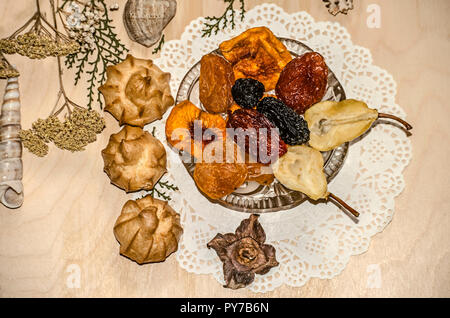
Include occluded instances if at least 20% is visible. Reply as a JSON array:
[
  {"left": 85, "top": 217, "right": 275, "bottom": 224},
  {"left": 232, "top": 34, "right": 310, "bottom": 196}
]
[{"left": 0, "top": 0, "right": 448, "bottom": 298}]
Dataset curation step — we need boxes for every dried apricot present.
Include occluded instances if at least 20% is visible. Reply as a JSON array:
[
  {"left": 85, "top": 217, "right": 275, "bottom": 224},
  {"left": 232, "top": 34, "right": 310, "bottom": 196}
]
[
  {"left": 194, "top": 139, "right": 248, "bottom": 200},
  {"left": 165, "top": 101, "right": 226, "bottom": 159},
  {"left": 199, "top": 53, "right": 235, "bottom": 113},
  {"left": 220, "top": 27, "right": 292, "bottom": 91}
]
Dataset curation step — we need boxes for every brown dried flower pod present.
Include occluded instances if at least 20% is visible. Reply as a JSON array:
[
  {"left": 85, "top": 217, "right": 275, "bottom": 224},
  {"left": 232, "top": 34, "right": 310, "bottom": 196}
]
[
  {"left": 102, "top": 126, "right": 167, "bottom": 192},
  {"left": 207, "top": 214, "right": 279, "bottom": 289},
  {"left": 99, "top": 54, "right": 174, "bottom": 127},
  {"left": 114, "top": 195, "right": 183, "bottom": 264}
]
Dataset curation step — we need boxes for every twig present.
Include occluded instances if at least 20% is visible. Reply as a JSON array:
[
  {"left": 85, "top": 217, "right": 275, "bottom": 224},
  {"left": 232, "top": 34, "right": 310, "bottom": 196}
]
[
  {"left": 201, "top": 0, "right": 246, "bottom": 38},
  {"left": 50, "top": 0, "right": 83, "bottom": 117},
  {"left": 152, "top": 34, "right": 165, "bottom": 54},
  {"left": 149, "top": 178, "right": 179, "bottom": 201},
  {"left": 378, "top": 112, "right": 413, "bottom": 131},
  {"left": 328, "top": 192, "right": 360, "bottom": 218}
]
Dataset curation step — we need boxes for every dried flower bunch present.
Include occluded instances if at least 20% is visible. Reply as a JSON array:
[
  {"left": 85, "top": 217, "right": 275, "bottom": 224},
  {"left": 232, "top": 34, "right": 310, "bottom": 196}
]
[
  {"left": 16, "top": 0, "right": 106, "bottom": 157},
  {"left": 323, "top": 0, "right": 354, "bottom": 16},
  {"left": 207, "top": 214, "right": 279, "bottom": 289},
  {"left": 20, "top": 107, "right": 105, "bottom": 156},
  {"left": 61, "top": 0, "right": 129, "bottom": 109},
  {"left": 0, "top": 53, "right": 19, "bottom": 79},
  {"left": 58, "top": 0, "right": 101, "bottom": 51},
  {"left": 0, "top": 0, "right": 79, "bottom": 59}
]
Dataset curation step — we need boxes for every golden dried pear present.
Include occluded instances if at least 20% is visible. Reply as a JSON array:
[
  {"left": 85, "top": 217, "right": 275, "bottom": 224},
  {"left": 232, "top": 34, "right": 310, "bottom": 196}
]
[
  {"left": 272, "top": 145, "right": 361, "bottom": 219},
  {"left": 305, "top": 99, "right": 378, "bottom": 151},
  {"left": 272, "top": 145, "right": 328, "bottom": 201},
  {"left": 305, "top": 99, "right": 413, "bottom": 151}
]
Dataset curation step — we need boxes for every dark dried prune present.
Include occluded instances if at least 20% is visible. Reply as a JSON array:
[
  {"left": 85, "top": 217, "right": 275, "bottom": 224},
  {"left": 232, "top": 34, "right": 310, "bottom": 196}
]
[
  {"left": 257, "top": 97, "right": 310, "bottom": 145},
  {"left": 231, "top": 78, "right": 265, "bottom": 109},
  {"left": 227, "top": 108, "right": 287, "bottom": 163},
  {"left": 275, "top": 52, "right": 328, "bottom": 114}
]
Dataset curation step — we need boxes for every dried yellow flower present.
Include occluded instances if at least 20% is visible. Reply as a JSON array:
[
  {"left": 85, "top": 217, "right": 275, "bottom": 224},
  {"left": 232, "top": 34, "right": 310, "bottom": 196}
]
[
  {"left": 31, "top": 116, "right": 64, "bottom": 142},
  {"left": 21, "top": 107, "right": 105, "bottom": 156},
  {"left": 0, "top": 53, "right": 19, "bottom": 79},
  {"left": 53, "top": 121, "right": 97, "bottom": 152},
  {"left": 69, "top": 108, "right": 105, "bottom": 134},
  {"left": 19, "top": 129, "right": 49, "bottom": 157}
]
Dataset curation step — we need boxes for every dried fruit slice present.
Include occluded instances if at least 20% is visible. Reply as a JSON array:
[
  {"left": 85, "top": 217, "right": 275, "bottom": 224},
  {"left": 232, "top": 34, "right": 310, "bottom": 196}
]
[
  {"left": 220, "top": 27, "right": 292, "bottom": 91},
  {"left": 165, "top": 100, "right": 226, "bottom": 158},
  {"left": 245, "top": 153, "right": 275, "bottom": 186},
  {"left": 275, "top": 52, "right": 328, "bottom": 114},
  {"left": 272, "top": 145, "right": 328, "bottom": 200},
  {"left": 272, "top": 145, "right": 360, "bottom": 219},
  {"left": 199, "top": 53, "right": 235, "bottom": 113},
  {"left": 194, "top": 138, "right": 248, "bottom": 200},
  {"left": 305, "top": 99, "right": 412, "bottom": 151},
  {"left": 226, "top": 108, "right": 287, "bottom": 164}
]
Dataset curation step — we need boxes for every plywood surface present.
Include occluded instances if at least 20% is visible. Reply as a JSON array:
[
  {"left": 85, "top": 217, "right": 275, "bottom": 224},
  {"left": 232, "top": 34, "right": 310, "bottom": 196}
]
[{"left": 0, "top": 0, "right": 449, "bottom": 297}]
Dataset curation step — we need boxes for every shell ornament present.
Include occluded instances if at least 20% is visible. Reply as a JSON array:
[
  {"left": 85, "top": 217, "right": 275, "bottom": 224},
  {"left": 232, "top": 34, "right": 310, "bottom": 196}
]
[
  {"left": 123, "top": 0, "right": 177, "bottom": 48},
  {"left": 0, "top": 76, "right": 24, "bottom": 209}
]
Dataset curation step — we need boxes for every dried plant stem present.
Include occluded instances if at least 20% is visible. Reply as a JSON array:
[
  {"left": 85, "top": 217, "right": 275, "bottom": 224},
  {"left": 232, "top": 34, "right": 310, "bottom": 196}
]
[
  {"left": 378, "top": 112, "right": 413, "bottom": 130},
  {"left": 328, "top": 192, "right": 360, "bottom": 218},
  {"left": 62, "top": 0, "right": 128, "bottom": 109},
  {"left": 8, "top": 0, "right": 70, "bottom": 42},
  {"left": 50, "top": 0, "right": 82, "bottom": 117},
  {"left": 51, "top": 56, "right": 83, "bottom": 116}
]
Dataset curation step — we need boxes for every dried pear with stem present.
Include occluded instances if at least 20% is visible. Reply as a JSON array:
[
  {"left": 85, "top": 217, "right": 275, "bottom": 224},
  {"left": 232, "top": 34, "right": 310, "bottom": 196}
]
[
  {"left": 305, "top": 99, "right": 412, "bottom": 151},
  {"left": 272, "top": 145, "right": 360, "bottom": 220},
  {"left": 272, "top": 145, "right": 328, "bottom": 200}
]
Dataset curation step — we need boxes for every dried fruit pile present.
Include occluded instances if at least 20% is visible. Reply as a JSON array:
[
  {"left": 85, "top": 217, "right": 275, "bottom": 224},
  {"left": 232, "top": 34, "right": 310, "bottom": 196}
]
[
  {"left": 165, "top": 26, "right": 413, "bottom": 217},
  {"left": 163, "top": 26, "right": 412, "bottom": 289}
]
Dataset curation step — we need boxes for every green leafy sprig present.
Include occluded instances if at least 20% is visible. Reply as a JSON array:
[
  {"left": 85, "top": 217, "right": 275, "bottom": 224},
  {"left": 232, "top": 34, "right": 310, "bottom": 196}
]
[
  {"left": 152, "top": 34, "right": 165, "bottom": 54},
  {"left": 62, "top": 0, "right": 128, "bottom": 109},
  {"left": 202, "top": 0, "right": 246, "bottom": 38},
  {"left": 150, "top": 179, "right": 179, "bottom": 201}
]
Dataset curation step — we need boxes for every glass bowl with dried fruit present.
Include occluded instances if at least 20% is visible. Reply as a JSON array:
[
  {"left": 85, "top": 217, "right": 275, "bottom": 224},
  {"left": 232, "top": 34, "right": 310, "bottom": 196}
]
[
  {"left": 173, "top": 36, "right": 347, "bottom": 213},
  {"left": 170, "top": 28, "right": 411, "bottom": 217}
]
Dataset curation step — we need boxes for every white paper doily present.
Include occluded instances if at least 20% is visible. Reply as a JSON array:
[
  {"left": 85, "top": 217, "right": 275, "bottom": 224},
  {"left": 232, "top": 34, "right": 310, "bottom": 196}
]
[{"left": 135, "top": 4, "right": 412, "bottom": 293}]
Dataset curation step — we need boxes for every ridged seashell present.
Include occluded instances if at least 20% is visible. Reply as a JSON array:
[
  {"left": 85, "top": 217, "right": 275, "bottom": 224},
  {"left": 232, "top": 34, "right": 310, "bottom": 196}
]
[
  {"left": 0, "top": 76, "right": 24, "bottom": 209},
  {"left": 123, "top": 0, "right": 177, "bottom": 48}
]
